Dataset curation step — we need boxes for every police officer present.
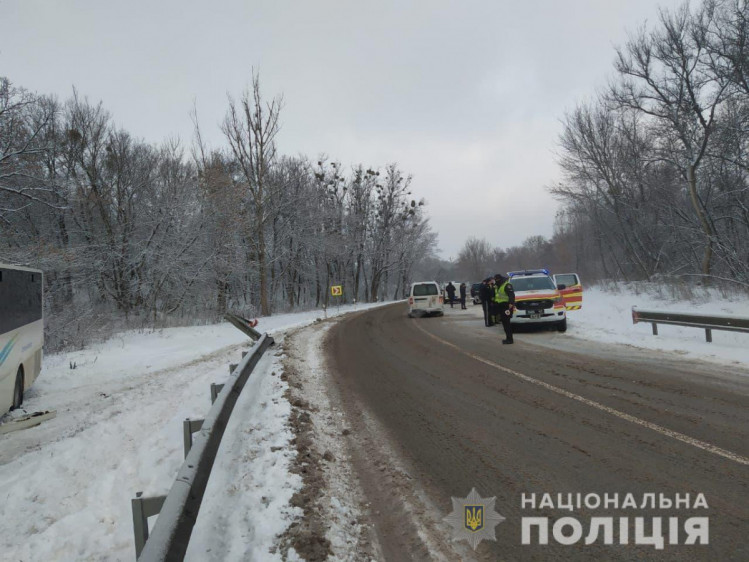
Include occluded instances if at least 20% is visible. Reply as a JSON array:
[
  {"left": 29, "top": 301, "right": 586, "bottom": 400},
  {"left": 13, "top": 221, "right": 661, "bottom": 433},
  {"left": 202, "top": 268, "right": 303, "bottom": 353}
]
[
  {"left": 446, "top": 282, "right": 456, "bottom": 308},
  {"left": 459, "top": 282, "right": 467, "bottom": 309},
  {"left": 479, "top": 278, "right": 492, "bottom": 326},
  {"left": 493, "top": 273, "right": 516, "bottom": 344}
]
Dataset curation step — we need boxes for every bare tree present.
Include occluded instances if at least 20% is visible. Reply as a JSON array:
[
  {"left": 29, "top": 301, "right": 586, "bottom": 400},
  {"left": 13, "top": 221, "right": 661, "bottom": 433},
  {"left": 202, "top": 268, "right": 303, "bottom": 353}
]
[
  {"left": 0, "top": 78, "right": 63, "bottom": 220},
  {"left": 610, "top": 3, "right": 733, "bottom": 275},
  {"left": 457, "top": 236, "right": 493, "bottom": 280},
  {"left": 703, "top": 0, "right": 749, "bottom": 95},
  {"left": 368, "top": 164, "right": 414, "bottom": 301},
  {"left": 1, "top": 76, "right": 438, "bottom": 348},
  {"left": 221, "top": 72, "right": 283, "bottom": 315}
]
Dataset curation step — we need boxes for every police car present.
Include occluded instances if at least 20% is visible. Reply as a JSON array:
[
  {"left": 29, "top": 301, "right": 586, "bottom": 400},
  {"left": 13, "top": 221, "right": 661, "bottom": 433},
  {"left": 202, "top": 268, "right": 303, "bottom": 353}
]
[{"left": 507, "top": 269, "right": 567, "bottom": 332}]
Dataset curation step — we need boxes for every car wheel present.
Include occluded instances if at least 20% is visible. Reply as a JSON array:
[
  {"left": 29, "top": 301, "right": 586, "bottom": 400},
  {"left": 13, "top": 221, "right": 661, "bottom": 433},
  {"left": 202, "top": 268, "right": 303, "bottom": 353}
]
[
  {"left": 557, "top": 319, "right": 567, "bottom": 333},
  {"left": 12, "top": 367, "right": 24, "bottom": 410}
]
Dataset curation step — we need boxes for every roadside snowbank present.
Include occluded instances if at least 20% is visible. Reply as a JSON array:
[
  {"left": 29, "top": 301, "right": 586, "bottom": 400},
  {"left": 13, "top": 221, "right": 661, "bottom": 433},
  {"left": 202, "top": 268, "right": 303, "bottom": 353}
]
[
  {"left": 568, "top": 283, "right": 749, "bottom": 368},
  {"left": 0, "top": 301, "right": 387, "bottom": 561},
  {"left": 184, "top": 345, "right": 302, "bottom": 561}
]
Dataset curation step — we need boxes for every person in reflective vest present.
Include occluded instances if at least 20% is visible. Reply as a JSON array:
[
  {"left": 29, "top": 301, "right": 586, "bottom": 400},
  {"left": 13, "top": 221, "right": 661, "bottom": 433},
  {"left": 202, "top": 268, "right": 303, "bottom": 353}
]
[{"left": 493, "top": 273, "right": 516, "bottom": 344}]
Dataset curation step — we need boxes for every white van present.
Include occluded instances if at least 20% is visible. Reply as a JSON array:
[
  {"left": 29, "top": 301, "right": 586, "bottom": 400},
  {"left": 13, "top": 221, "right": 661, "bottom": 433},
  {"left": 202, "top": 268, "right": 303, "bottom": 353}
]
[{"left": 408, "top": 281, "right": 444, "bottom": 317}]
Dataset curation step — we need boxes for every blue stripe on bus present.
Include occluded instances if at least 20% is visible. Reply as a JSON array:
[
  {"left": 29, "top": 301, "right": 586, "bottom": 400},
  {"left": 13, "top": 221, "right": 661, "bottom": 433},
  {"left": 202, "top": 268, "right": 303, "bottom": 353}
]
[{"left": 0, "top": 334, "right": 19, "bottom": 366}]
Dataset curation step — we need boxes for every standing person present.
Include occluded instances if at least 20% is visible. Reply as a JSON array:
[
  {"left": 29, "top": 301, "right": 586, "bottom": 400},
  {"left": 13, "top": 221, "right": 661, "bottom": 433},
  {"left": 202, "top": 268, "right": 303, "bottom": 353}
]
[
  {"left": 486, "top": 277, "right": 497, "bottom": 326},
  {"left": 446, "top": 282, "right": 456, "bottom": 308},
  {"left": 493, "top": 273, "right": 516, "bottom": 344},
  {"left": 479, "top": 278, "right": 492, "bottom": 326},
  {"left": 459, "top": 282, "right": 467, "bottom": 309}
]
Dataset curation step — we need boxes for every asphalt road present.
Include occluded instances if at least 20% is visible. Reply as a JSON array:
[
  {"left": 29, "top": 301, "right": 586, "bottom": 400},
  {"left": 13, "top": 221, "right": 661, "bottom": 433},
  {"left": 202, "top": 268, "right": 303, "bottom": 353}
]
[{"left": 325, "top": 303, "right": 749, "bottom": 561}]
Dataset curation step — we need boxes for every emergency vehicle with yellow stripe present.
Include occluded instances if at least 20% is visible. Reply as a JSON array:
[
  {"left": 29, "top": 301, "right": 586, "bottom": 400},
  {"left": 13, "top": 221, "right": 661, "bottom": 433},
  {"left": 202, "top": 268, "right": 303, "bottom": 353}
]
[
  {"left": 552, "top": 273, "right": 583, "bottom": 310},
  {"left": 507, "top": 269, "right": 582, "bottom": 332}
]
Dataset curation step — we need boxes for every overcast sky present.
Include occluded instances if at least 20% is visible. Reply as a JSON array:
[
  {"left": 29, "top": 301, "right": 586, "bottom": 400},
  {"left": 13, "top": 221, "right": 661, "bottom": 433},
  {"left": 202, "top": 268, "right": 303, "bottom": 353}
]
[{"left": 1, "top": 0, "right": 683, "bottom": 259}]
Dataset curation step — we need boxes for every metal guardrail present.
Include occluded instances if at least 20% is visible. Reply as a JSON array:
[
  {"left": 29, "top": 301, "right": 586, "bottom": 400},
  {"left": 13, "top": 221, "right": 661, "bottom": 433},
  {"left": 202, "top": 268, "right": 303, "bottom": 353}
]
[
  {"left": 632, "top": 306, "right": 749, "bottom": 342},
  {"left": 224, "top": 312, "right": 262, "bottom": 340},
  {"left": 134, "top": 330, "right": 274, "bottom": 560}
]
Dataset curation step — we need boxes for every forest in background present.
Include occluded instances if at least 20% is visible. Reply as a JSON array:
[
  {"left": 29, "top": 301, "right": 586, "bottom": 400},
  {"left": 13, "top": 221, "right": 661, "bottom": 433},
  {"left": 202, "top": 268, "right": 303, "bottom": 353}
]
[
  {"left": 0, "top": 75, "right": 436, "bottom": 349},
  {"left": 3, "top": 0, "right": 747, "bottom": 350}
]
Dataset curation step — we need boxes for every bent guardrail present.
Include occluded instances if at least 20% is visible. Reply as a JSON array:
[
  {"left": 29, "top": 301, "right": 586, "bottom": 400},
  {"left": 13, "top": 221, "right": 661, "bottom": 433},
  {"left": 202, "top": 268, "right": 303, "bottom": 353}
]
[
  {"left": 224, "top": 312, "right": 262, "bottom": 341},
  {"left": 632, "top": 307, "right": 749, "bottom": 343},
  {"left": 134, "top": 331, "right": 274, "bottom": 561}
]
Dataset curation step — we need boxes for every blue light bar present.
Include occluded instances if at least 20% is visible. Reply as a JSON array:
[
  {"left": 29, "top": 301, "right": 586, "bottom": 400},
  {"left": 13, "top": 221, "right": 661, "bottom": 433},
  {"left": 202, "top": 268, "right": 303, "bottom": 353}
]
[{"left": 508, "top": 268, "right": 550, "bottom": 277}]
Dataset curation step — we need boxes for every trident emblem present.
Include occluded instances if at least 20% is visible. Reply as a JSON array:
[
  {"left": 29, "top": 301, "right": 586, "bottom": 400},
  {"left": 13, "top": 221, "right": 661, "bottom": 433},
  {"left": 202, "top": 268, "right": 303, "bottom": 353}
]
[{"left": 465, "top": 505, "right": 484, "bottom": 532}]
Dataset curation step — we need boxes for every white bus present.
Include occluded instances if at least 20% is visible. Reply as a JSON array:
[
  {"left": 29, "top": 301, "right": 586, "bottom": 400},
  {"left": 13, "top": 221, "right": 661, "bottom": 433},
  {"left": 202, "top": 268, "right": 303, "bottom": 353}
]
[{"left": 0, "top": 264, "right": 44, "bottom": 413}]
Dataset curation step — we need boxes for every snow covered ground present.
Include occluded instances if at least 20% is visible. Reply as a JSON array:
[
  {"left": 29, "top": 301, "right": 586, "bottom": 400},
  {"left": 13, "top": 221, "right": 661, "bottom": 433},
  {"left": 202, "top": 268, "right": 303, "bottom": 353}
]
[
  {"left": 0, "top": 302, "right": 385, "bottom": 562},
  {"left": 0, "top": 285, "right": 747, "bottom": 561},
  {"left": 184, "top": 343, "right": 301, "bottom": 561},
  {"left": 566, "top": 283, "right": 749, "bottom": 368}
]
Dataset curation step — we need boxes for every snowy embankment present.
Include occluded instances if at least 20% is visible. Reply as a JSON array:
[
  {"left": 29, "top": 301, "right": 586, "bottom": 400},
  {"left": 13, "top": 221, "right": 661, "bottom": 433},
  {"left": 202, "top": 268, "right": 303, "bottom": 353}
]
[
  {"left": 567, "top": 283, "right": 749, "bottom": 368},
  {"left": 0, "top": 302, "right": 386, "bottom": 562}
]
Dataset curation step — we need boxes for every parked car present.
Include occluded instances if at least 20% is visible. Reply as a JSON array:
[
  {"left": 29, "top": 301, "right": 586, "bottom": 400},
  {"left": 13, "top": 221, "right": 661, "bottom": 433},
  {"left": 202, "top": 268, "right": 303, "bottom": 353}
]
[
  {"left": 470, "top": 282, "right": 482, "bottom": 304},
  {"left": 408, "top": 281, "right": 444, "bottom": 317}
]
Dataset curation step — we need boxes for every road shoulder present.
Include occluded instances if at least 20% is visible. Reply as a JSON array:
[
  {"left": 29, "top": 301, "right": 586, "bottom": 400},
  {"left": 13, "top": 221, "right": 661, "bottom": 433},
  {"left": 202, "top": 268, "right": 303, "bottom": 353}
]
[{"left": 279, "top": 319, "right": 379, "bottom": 561}]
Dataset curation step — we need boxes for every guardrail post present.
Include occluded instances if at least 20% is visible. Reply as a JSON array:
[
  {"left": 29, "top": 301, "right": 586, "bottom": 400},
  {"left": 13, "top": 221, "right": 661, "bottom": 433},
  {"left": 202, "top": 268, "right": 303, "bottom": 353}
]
[
  {"left": 706, "top": 328, "right": 712, "bottom": 343},
  {"left": 210, "top": 383, "right": 224, "bottom": 404},
  {"left": 132, "top": 492, "right": 166, "bottom": 558},
  {"left": 651, "top": 322, "right": 658, "bottom": 336},
  {"left": 183, "top": 418, "right": 204, "bottom": 458}
]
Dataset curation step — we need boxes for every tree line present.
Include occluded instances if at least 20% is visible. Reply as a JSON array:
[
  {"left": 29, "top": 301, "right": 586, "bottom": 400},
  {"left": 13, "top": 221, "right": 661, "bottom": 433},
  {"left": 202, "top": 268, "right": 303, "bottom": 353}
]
[
  {"left": 0, "top": 74, "right": 436, "bottom": 349},
  {"left": 415, "top": 235, "right": 575, "bottom": 284},
  {"left": 553, "top": 0, "right": 749, "bottom": 286}
]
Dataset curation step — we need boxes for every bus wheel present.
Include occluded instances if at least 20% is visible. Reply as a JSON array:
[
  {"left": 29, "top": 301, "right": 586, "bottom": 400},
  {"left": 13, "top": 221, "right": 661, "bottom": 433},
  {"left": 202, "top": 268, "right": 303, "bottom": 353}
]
[{"left": 12, "top": 368, "right": 24, "bottom": 410}]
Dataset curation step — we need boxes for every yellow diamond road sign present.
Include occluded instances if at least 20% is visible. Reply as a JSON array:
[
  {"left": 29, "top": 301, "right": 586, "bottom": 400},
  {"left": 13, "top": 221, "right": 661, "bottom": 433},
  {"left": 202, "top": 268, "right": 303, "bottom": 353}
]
[{"left": 331, "top": 285, "right": 343, "bottom": 296}]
